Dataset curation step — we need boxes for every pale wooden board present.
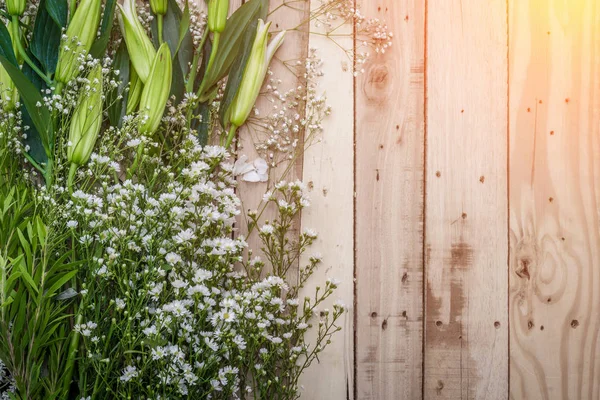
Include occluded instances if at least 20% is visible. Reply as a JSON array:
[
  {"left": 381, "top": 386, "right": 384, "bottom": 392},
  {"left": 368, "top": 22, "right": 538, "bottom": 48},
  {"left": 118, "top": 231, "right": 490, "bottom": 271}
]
[
  {"left": 297, "top": 2, "right": 354, "bottom": 398},
  {"left": 424, "top": 0, "right": 509, "bottom": 398},
  {"left": 509, "top": 1, "right": 600, "bottom": 399},
  {"left": 354, "top": 1, "right": 425, "bottom": 399},
  {"left": 235, "top": 0, "right": 309, "bottom": 285}
]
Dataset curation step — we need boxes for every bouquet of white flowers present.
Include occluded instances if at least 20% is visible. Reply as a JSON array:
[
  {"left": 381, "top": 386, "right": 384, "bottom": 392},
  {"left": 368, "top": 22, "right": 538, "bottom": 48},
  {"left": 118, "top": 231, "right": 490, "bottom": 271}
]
[{"left": 0, "top": 0, "right": 391, "bottom": 397}]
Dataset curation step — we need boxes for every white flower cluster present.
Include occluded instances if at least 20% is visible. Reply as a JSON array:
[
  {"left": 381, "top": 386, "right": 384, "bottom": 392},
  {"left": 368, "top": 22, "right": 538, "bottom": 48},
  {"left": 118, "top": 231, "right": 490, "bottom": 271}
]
[{"left": 47, "top": 123, "right": 344, "bottom": 398}]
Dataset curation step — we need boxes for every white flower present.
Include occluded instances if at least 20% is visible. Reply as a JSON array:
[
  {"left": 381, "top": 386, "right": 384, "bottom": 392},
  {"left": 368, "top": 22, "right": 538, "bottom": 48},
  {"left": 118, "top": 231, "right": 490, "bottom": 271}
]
[
  {"left": 165, "top": 252, "right": 182, "bottom": 265},
  {"left": 115, "top": 298, "right": 126, "bottom": 310},
  {"left": 233, "top": 155, "right": 269, "bottom": 182},
  {"left": 66, "top": 220, "right": 78, "bottom": 228},
  {"left": 260, "top": 224, "right": 274, "bottom": 235},
  {"left": 120, "top": 365, "right": 139, "bottom": 382}
]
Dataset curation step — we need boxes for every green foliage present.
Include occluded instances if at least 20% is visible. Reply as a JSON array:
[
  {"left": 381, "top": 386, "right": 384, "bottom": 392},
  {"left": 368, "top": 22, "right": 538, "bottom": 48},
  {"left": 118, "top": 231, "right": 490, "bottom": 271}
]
[{"left": 0, "top": 191, "right": 77, "bottom": 399}]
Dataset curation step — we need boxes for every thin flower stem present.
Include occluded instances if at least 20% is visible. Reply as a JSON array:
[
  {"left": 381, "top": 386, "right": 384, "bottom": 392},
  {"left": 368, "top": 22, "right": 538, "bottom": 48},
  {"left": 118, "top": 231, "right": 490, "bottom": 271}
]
[
  {"left": 157, "top": 14, "right": 164, "bottom": 44},
  {"left": 11, "top": 17, "right": 53, "bottom": 87},
  {"left": 225, "top": 124, "right": 237, "bottom": 148}
]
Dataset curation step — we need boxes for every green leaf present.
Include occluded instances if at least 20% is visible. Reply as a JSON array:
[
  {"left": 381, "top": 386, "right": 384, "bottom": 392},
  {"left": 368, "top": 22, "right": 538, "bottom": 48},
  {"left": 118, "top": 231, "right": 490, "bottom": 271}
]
[
  {"left": 177, "top": 0, "right": 191, "bottom": 54},
  {"left": 107, "top": 41, "right": 130, "bottom": 127},
  {"left": 30, "top": 0, "right": 65, "bottom": 75},
  {"left": 44, "top": 0, "right": 68, "bottom": 29},
  {"left": 89, "top": 0, "right": 117, "bottom": 58},
  {"left": 45, "top": 270, "right": 77, "bottom": 298},
  {"left": 201, "top": 0, "right": 264, "bottom": 94},
  {"left": 0, "top": 23, "right": 52, "bottom": 159},
  {"left": 219, "top": 16, "right": 259, "bottom": 127},
  {"left": 18, "top": 263, "right": 39, "bottom": 296},
  {"left": 150, "top": 0, "right": 193, "bottom": 103}
]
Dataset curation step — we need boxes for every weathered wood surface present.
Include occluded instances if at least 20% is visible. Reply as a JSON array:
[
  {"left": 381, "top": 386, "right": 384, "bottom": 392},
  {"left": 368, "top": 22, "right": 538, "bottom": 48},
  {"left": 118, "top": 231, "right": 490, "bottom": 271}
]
[
  {"left": 354, "top": 1, "right": 425, "bottom": 399},
  {"left": 424, "top": 0, "right": 509, "bottom": 399},
  {"left": 222, "top": 0, "right": 600, "bottom": 398},
  {"left": 509, "top": 1, "right": 600, "bottom": 399}
]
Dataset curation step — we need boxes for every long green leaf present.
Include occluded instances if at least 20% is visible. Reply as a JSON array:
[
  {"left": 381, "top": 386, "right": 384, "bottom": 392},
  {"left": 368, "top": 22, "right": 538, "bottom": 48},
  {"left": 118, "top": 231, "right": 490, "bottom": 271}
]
[
  {"left": 107, "top": 42, "right": 130, "bottom": 127},
  {"left": 30, "top": 0, "right": 65, "bottom": 75},
  {"left": 200, "top": 0, "right": 265, "bottom": 94},
  {"left": 45, "top": 270, "right": 77, "bottom": 298},
  {"left": 0, "top": 23, "right": 52, "bottom": 160},
  {"left": 44, "top": 0, "right": 68, "bottom": 26},
  {"left": 219, "top": 16, "right": 259, "bottom": 127},
  {"left": 89, "top": 0, "right": 117, "bottom": 58},
  {"left": 18, "top": 263, "right": 39, "bottom": 296}
]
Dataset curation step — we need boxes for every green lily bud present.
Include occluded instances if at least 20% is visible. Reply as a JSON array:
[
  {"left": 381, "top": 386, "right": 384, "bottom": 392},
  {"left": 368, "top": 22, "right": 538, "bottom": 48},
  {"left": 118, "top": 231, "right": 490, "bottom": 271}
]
[
  {"left": 150, "top": 0, "right": 167, "bottom": 15},
  {"left": 139, "top": 43, "right": 171, "bottom": 134},
  {"left": 126, "top": 65, "right": 143, "bottom": 115},
  {"left": 0, "top": 22, "right": 18, "bottom": 111},
  {"left": 68, "top": 64, "right": 103, "bottom": 166},
  {"left": 118, "top": 0, "right": 157, "bottom": 83},
  {"left": 55, "top": 0, "right": 102, "bottom": 85},
  {"left": 229, "top": 20, "right": 285, "bottom": 128},
  {"left": 208, "top": 0, "right": 229, "bottom": 33},
  {"left": 6, "top": 0, "right": 26, "bottom": 16},
  {"left": 0, "top": 66, "right": 16, "bottom": 112}
]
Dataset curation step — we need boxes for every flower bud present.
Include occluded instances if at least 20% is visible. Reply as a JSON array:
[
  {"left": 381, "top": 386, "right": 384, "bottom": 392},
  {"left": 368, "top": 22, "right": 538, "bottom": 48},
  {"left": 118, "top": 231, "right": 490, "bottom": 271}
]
[
  {"left": 55, "top": 0, "right": 102, "bottom": 85},
  {"left": 6, "top": 0, "right": 26, "bottom": 16},
  {"left": 138, "top": 43, "right": 172, "bottom": 134},
  {"left": 68, "top": 64, "right": 103, "bottom": 165},
  {"left": 126, "top": 66, "right": 143, "bottom": 115},
  {"left": 0, "top": 22, "right": 18, "bottom": 111},
  {"left": 208, "top": 0, "right": 229, "bottom": 33},
  {"left": 118, "top": 0, "right": 157, "bottom": 83},
  {"left": 229, "top": 20, "right": 285, "bottom": 127},
  {"left": 150, "top": 0, "right": 167, "bottom": 15}
]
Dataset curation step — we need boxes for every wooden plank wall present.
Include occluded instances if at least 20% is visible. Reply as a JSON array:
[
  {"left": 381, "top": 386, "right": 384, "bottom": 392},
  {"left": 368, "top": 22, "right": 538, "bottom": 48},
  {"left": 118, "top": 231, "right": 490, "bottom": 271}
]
[{"left": 226, "top": 0, "right": 600, "bottom": 399}]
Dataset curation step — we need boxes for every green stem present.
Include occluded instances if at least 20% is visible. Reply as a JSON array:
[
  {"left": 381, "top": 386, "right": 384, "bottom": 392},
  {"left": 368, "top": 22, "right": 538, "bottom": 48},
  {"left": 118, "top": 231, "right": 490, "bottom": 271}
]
[
  {"left": 225, "top": 124, "right": 237, "bottom": 148},
  {"left": 44, "top": 157, "right": 53, "bottom": 187},
  {"left": 11, "top": 17, "right": 52, "bottom": 87},
  {"left": 205, "top": 32, "right": 220, "bottom": 76},
  {"left": 67, "top": 163, "right": 78, "bottom": 194},
  {"left": 62, "top": 310, "right": 82, "bottom": 397},
  {"left": 185, "top": 28, "right": 209, "bottom": 93},
  {"left": 157, "top": 14, "right": 164, "bottom": 44},
  {"left": 91, "top": 320, "right": 115, "bottom": 399},
  {"left": 127, "top": 143, "right": 145, "bottom": 179},
  {"left": 195, "top": 32, "right": 221, "bottom": 100}
]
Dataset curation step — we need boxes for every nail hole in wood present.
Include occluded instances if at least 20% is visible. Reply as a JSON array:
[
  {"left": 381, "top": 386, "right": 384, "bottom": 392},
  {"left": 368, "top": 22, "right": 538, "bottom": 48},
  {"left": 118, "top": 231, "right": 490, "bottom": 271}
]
[
  {"left": 494, "top": 321, "right": 501, "bottom": 329},
  {"left": 435, "top": 320, "right": 442, "bottom": 327},
  {"left": 479, "top": 176, "right": 485, "bottom": 183},
  {"left": 371, "top": 312, "right": 377, "bottom": 318},
  {"left": 571, "top": 319, "right": 579, "bottom": 328},
  {"left": 381, "top": 319, "right": 388, "bottom": 330},
  {"left": 401, "top": 272, "right": 408, "bottom": 283},
  {"left": 528, "top": 320, "right": 534, "bottom": 330},
  {"left": 436, "top": 171, "right": 441, "bottom": 178}
]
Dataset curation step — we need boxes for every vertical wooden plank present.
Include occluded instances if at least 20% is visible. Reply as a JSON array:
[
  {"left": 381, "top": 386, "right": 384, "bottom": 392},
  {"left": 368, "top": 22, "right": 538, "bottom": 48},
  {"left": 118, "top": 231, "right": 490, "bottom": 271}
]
[
  {"left": 235, "top": 0, "right": 309, "bottom": 281},
  {"left": 297, "top": 2, "right": 354, "bottom": 398},
  {"left": 355, "top": 0, "right": 425, "bottom": 399},
  {"left": 424, "top": 1, "right": 509, "bottom": 399},
  {"left": 509, "top": 1, "right": 600, "bottom": 399}
]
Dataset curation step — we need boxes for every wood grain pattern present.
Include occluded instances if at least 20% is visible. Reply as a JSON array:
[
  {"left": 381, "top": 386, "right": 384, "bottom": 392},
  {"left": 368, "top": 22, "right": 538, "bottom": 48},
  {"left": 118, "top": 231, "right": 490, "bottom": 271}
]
[
  {"left": 354, "top": 1, "right": 425, "bottom": 399},
  {"left": 509, "top": 1, "right": 600, "bottom": 399},
  {"left": 424, "top": 0, "right": 509, "bottom": 399},
  {"left": 296, "top": 2, "right": 354, "bottom": 398},
  {"left": 234, "top": 0, "right": 310, "bottom": 281}
]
